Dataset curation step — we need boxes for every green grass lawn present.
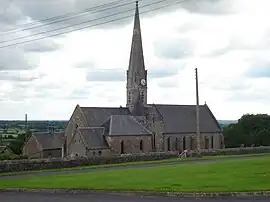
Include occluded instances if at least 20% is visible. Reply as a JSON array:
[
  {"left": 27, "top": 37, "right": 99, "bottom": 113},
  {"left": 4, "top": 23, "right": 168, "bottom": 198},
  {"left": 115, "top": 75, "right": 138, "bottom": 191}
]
[
  {"left": 1, "top": 157, "right": 270, "bottom": 192},
  {"left": 0, "top": 153, "right": 269, "bottom": 177}
]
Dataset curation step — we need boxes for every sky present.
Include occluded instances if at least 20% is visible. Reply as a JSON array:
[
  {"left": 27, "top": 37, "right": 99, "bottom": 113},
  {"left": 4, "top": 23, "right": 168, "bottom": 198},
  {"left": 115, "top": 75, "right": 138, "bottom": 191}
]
[{"left": 0, "top": 0, "right": 269, "bottom": 121}]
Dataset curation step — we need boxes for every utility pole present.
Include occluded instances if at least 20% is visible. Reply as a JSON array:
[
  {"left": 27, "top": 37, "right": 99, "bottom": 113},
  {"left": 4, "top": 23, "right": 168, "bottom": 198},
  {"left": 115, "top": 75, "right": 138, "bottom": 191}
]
[
  {"left": 25, "top": 113, "right": 28, "bottom": 142},
  {"left": 195, "top": 68, "right": 201, "bottom": 157}
]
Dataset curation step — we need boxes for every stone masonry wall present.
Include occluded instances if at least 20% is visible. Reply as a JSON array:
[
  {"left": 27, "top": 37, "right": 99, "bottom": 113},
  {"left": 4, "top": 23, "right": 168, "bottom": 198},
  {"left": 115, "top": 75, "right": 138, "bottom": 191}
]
[
  {"left": 106, "top": 135, "right": 152, "bottom": 154},
  {"left": 0, "top": 146, "right": 270, "bottom": 173}
]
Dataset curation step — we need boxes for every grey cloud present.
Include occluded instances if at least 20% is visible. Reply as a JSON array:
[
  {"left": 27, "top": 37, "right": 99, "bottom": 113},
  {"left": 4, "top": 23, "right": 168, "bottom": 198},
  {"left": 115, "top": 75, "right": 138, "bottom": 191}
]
[
  {"left": 0, "top": 0, "right": 27, "bottom": 28},
  {"left": 149, "top": 68, "right": 178, "bottom": 78},
  {"left": 0, "top": 49, "right": 38, "bottom": 71},
  {"left": 2, "top": 0, "right": 233, "bottom": 34},
  {"left": 207, "top": 35, "right": 270, "bottom": 57},
  {"left": 181, "top": 0, "right": 236, "bottom": 15},
  {"left": 154, "top": 37, "right": 194, "bottom": 59},
  {"left": 86, "top": 69, "right": 125, "bottom": 81},
  {"left": 23, "top": 39, "right": 60, "bottom": 52},
  {"left": 66, "top": 88, "right": 91, "bottom": 100}
]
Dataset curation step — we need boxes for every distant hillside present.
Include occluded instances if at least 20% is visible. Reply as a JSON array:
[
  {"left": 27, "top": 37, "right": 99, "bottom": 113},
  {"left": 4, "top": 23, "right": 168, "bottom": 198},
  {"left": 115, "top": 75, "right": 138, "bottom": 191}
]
[
  {"left": 0, "top": 120, "right": 236, "bottom": 137},
  {"left": 218, "top": 120, "right": 237, "bottom": 125},
  {"left": 218, "top": 120, "right": 237, "bottom": 129}
]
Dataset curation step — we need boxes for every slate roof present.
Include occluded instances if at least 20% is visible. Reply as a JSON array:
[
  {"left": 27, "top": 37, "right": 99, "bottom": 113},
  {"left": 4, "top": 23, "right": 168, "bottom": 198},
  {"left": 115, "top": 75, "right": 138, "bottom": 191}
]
[
  {"left": 80, "top": 107, "right": 130, "bottom": 127},
  {"left": 33, "top": 131, "right": 65, "bottom": 150},
  {"left": 78, "top": 127, "right": 109, "bottom": 149},
  {"left": 149, "top": 104, "right": 221, "bottom": 134},
  {"left": 106, "top": 115, "right": 152, "bottom": 136}
]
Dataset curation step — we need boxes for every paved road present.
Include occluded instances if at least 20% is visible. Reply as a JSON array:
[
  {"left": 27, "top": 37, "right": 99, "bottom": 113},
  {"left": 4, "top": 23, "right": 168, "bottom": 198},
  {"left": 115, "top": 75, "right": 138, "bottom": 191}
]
[
  {"left": 1, "top": 192, "right": 270, "bottom": 202},
  {"left": 1, "top": 154, "right": 269, "bottom": 180}
]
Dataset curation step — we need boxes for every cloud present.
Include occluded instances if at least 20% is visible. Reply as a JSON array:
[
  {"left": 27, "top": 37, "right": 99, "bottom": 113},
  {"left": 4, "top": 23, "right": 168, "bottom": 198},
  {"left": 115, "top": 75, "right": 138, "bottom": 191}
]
[
  {"left": 0, "top": 49, "right": 38, "bottom": 71},
  {"left": 23, "top": 39, "right": 60, "bottom": 52},
  {"left": 154, "top": 37, "right": 194, "bottom": 59},
  {"left": 66, "top": 88, "right": 91, "bottom": 100},
  {"left": 1, "top": 0, "right": 270, "bottom": 120},
  {"left": 0, "top": 71, "right": 44, "bottom": 82},
  {"left": 149, "top": 68, "right": 178, "bottom": 78},
  {"left": 86, "top": 69, "right": 125, "bottom": 82},
  {"left": 246, "top": 60, "right": 270, "bottom": 78},
  {"left": 181, "top": 0, "right": 236, "bottom": 15}
]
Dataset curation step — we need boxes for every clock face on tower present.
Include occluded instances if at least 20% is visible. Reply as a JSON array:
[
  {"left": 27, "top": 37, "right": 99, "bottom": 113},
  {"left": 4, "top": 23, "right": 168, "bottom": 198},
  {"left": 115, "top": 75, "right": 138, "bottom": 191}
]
[{"left": 140, "top": 79, "right": 146, "bottom": 86}]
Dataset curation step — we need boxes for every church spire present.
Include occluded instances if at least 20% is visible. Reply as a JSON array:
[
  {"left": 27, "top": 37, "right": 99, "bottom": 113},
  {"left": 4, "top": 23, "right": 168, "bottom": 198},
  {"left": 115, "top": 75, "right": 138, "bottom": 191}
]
[
  {"left": 126, "top": 1, "right": 147, "bottom": 112},
  {"left": 127, "top": 0, "right": 146, "bottom": 76}
]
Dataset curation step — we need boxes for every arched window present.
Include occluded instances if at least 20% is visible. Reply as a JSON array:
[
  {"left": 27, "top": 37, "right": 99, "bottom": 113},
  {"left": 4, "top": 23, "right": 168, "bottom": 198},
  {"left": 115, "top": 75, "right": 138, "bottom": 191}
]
[
  {"left": 167, "top": 137, "right": 171, "bottom": 151},
  {"left": 190, "top": 137, "right": 195, "bottom": 150},
  {"left": 211, "top": 136, "right": 214, "bottom": 149},
  {"left": 175, "top": 138, "right": 179, "bottom": 150},
  {"left": 140, "top": 139, "right": 143, "bottom": 152},
  {"left": 183, "top": 137, "right": 186, "bottom": 150},
  {"left": 152, "top": 133, "right": 156, "bottom": 150},
  {"left": 120, "top": 140, "right": 124, "bottom": 154},
  {"left": 204, "top": 137, "right": 208, "bottom": 149}
]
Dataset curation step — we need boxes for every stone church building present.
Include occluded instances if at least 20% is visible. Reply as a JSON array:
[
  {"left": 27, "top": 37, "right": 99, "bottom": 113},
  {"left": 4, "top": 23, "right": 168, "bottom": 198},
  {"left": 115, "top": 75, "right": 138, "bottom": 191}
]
[
  {"left": 64, "top": 2, "right": 224, "bottom": 158},
  {"left": 23, "top": 2, "right": 224, "bottom": 159}
]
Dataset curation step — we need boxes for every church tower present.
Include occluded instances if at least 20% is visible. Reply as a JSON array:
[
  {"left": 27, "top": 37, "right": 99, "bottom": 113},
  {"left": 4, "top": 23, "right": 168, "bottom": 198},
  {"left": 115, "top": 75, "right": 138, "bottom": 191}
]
[{"left": 126, "top": 1, "right": 147, "bottom": 114}]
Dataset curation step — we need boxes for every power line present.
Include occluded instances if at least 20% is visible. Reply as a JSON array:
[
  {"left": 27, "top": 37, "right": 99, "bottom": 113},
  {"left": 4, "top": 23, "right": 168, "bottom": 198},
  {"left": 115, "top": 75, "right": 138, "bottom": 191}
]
[
  {"left": 0, "top": 0, "right": 136, "bottom": 39},
  {"left": 0, "top": 0, "right": 173, "bottom": 44},
  {"left": 0, "top": 0, "right": 187, "bottom": 49},
  {"left": 0, "top": 0, "right": 138, "bottom": 34}
]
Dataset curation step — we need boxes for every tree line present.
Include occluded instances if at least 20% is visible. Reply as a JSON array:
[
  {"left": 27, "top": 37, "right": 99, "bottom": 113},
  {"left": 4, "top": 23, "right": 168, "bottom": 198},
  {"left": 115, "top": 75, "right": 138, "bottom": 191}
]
[{"left": 223, "top": 114, "right": 270, "bottom": 148}]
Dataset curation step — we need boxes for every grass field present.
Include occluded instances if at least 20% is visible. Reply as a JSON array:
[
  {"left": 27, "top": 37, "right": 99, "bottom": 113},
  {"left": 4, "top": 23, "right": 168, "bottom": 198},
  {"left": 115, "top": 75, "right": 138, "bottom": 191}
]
[
  {"left": 0, "top": 153, "right": 269, "bottom": 177},
  {"left": 0, "top": 156, "right": 270, "bottom": 192}
]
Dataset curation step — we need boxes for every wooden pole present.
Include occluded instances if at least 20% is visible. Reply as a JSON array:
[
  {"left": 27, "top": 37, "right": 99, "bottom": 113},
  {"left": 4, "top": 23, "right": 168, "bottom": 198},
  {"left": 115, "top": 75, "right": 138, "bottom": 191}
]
[{"left": 195, "top": 68, "right": 201, "bottom": 156}]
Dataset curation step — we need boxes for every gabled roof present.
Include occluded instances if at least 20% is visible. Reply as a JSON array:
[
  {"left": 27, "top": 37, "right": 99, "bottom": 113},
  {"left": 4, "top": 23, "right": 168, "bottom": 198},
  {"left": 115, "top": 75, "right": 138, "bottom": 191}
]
[
  {"left": 78, "top": 127, "right": 109, "bottom": 149},
  {"left": 80, "top": 107, "right": 130, "bottom": 127},
  {"left": 106, "top": 115, "right": 152, "bottom": 136},
  {"left": 149, "top": 104, "right": 221, "bottom": 134},
  {"left": 33, "top": 131, "right": 65, "bottom": 150}
]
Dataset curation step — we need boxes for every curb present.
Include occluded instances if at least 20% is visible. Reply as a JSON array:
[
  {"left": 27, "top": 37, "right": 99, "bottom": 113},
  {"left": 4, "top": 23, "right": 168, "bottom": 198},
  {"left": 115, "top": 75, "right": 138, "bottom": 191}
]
[{"left": 0, "top": 188, "right": 270, "bottom": 198}]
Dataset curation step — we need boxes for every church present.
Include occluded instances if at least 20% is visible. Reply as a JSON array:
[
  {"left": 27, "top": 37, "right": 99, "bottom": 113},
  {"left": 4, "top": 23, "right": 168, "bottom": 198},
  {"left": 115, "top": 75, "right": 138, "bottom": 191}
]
[
  {"left": 23, "top": 2, "right": 224, "bottom": 159},
  {"left": 63, "top": 1, "right": 224, "bottom": 158}
]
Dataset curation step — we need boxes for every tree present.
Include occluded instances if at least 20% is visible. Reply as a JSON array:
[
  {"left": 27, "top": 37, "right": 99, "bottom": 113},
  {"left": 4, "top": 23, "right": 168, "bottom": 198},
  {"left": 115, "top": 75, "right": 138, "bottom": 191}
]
[
  {"left": 223, "top": 114, "right": 270, "bottom": 148},
  {"left": 8, "top": 130, "right": 32, "bottom": 155}
]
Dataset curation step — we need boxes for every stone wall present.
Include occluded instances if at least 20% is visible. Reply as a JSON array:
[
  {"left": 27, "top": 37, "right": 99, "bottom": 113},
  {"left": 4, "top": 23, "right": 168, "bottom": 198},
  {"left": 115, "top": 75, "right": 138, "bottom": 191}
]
[
  {"left": 189, "top": 146, "right": 270, "bottom": 157},
  {"left": 0, "top": 146, "right": 270, "bottom": 173},
  {"left": 0, "top": 152, "right": 178, "bottom": 173}
]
